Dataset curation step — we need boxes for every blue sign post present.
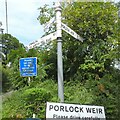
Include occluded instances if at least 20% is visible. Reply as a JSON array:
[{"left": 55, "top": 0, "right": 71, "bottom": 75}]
[{"left": 20, "top": 57, "right": 37, "bottom": 77}]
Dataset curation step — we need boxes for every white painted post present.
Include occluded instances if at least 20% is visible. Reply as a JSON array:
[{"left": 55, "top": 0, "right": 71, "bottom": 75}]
[
  {"left": 33, "top": 113, "right": 35, "bottom": 118},
  {"left": 28, "top": 77, "right": 31, "bottom": 85},
  {"left": 55, "top": 2, "right": 64, "bottom": 102}
]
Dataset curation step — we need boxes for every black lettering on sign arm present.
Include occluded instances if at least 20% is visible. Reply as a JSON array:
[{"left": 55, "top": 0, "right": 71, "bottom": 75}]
[{"left": 71, "top": 31, "right": 74, "bottom": 36}]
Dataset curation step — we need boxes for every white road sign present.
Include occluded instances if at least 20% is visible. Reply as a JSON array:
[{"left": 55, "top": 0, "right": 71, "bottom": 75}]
[
  {"left": 28, "top": 32, "right": 57, "bottom": 49},
  {"left": 44, "top": 17, "right": 55, "bottom": 30},
  {"left": 62, "top": 22, "right": 83, "bottom": 42},
  {"left": 46, "top": 102, "right": 106, "bottom": 119}
]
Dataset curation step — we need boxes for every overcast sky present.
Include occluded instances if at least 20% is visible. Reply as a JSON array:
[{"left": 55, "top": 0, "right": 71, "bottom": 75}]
[
  {"left": 0, "top": 0, "right": 56, "bottom": 46},
  {"left": 0, "top": 0, "right": 119, "bottom": 46}
]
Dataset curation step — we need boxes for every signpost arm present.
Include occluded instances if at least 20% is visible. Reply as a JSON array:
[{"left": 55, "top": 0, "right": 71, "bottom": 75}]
[{"left": 55, "top": 2, "right": 64, "bottom": 102}]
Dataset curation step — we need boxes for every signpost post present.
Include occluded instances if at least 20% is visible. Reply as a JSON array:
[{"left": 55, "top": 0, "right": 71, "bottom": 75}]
[{"left": 55, "top": 2, "right": 64, "bottom": 103}]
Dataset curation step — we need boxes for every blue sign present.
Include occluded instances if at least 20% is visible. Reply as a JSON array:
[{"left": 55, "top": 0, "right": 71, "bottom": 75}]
[{"left": 20, "top": 57, "right": 37, "bottom": 77}]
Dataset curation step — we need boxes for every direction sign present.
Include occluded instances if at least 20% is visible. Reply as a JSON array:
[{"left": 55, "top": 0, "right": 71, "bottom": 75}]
[
  {"left": 28, "top": 32, "right": 57, "bottom": 49},
  {"left": 38, "top": 31, "right": 57, "bottom": 43},
  {"left": 46, "top": 102, "right": 106, "bottom": 119},
  {"left": 44, "top": 17, "right": 55, "bottom": 30},
  {"left": 19, "top": 57, "right": 37, "bottom": 77},
  {"left": 61, "top": 22, "right": 83, "bottom": 42}
]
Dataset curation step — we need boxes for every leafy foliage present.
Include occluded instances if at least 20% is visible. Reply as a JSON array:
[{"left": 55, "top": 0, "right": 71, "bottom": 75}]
[
  {"left": 2, "top": 80, "right": 94, "bottom": 119},
  {"left": 2, "top": 80, "right": 58, "bottom": 119},
  {"left": 1, "top": 34, "right": 24, "bottom": 62},
  {"left": 0, "top": 66, "right": 11, "bottom": 92}
]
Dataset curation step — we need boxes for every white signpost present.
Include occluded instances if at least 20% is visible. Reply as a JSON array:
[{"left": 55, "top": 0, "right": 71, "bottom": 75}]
[
  {"left": 38, "top": 31, "right": 57, "bottom": 43},
  {"left": 46, "top": 102, "right": 106, "bottom": 119},
  {"left": 28, "top": 32, "right": 57, "bottom": 49},
  {"left": 44, "top": 17, "right": 55, "bottom": 30},
  {"left": 28, "top": 2, "right": 84, "bottom": 103},
  {"left": 61, "top": 22, "right": 83, "bottom": 42}
]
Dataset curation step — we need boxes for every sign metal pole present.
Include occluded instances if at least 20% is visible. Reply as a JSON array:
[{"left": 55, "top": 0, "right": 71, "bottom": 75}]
[
  {"left": 28, "top": 77, "right": 31, "bottom": 85},
  {"left": 55, "top": 2, "right": 64, "bottom": 102}
]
